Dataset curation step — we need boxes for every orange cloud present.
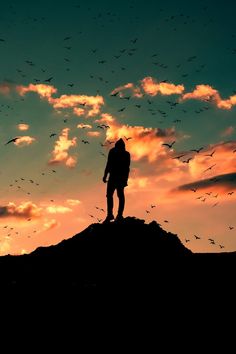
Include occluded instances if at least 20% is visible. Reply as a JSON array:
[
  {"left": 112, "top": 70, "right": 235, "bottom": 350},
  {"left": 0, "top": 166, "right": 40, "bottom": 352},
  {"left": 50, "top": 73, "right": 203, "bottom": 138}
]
[
  {"left": 77, "top": 123, "right": 92, "bottom": 129},
  {"left": 217, "top": 95, "right": 236, "bottom": 110},
  {"left": 182, "top": 84, "right": 236, "bottom": 110},
  {"left": 141, "top": 77, "right": 185, "bottom": 96},
  {"left": 0, "top": 239, "right": 11, "bottom": 255},
  {"left": 73, "top": 107, "right": 85, "bottom": 116},
  {"left": 0, "top": 201, "right": 43, "bottom": 219},
  {"left": 14, "top": 136, "right": 36, "bottom": 146},
  {"left": 17, "top": 83, "right": 57, "bottom": 99},
  {"left": 66, "top": 199, "right": 81, "bottom": 206},
  {"left": 102, "top": 113, "right": 177, "bottom": 162},
  {"left": 188, "top": 142, "right": 236, "bottom": 179},
  {"left": 17, "top": 123, "right": 29, "bottom": 131},
  {"left": 87, "top": 131, "right": 100, "bottom": 137},
  {"left": 182, "top": 84, "right": 218, "bottom": 102},
  {"left": 110, "top": 83, "right": 143, "bottom": 98},
  {"left": 16, "top": 83, "right": 105, "bottom": 117},
  {"left": 111, "top": 78, "right": 236, "bottom": 110},
  {"left": 46, "top": 205, "right": 72, "bottom": 214},
  {"left": 51, "top": 94, "right": 104, "bottom": 117},
  {"left": 221, "top": 126, "right": 235, "bottom": 137},
  {"left": 43, "top": 219, "right": 59, "bottom": 231},
  {"left": 96, "top": 113, "right": 115, "bottom": 123},
  {"left": 0, "top": 82, "right": 12, "bottom": 95},
  {"left": 49, "top": 128, "right": 77, "bottom": 167}
]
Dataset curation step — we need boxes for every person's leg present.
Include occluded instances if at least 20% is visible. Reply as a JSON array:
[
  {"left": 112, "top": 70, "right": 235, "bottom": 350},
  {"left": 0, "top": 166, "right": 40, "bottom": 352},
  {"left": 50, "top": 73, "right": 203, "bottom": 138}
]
[
  {"left": 106, "top": 181, "right": 116, "bottom": 219},
  {"left": 116, "top": 186, "right": 125, "bottom": 218}
]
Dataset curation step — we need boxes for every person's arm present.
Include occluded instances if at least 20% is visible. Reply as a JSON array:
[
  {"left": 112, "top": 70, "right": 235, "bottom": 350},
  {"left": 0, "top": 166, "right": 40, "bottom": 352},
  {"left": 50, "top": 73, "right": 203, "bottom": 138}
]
[
  {"left": 124, "top": 152, "right": 131, "bottom": 185},
  {"left": 103, "top": 150, "right": 112, "bottom": 183}
]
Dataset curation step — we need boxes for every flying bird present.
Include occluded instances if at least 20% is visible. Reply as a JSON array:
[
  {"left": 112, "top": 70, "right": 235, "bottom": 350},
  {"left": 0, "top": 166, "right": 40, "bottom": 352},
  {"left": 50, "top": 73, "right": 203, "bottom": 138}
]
[
  {"left": 204, "top": 150, "right": 216, "bottom": 157},
  {"left": 162, "top": 141, "right": 176, "bottom": 149},
  {"left": 44, "top": 77, "right": 53, "bottom": 83},
  {"left": 5, "top": 137, "right": 20, "bottom": 145},
  {"left": 203, "top": 164, "right": 216, "bottom": 173},
  {"left": 124, "top": 136, "right": 132, "bottom": 141},
  {"left": 194, "top": 235, "right": 201, "bottom": 240},
  {"left": 191, "top": 147, "right": 204, "bottom": 153},
  {"left": 172, "top": 154, "right": 186, "bottom": 160},
  {"left": 50, "top": 133, "right": 57, "bottom": 138}
]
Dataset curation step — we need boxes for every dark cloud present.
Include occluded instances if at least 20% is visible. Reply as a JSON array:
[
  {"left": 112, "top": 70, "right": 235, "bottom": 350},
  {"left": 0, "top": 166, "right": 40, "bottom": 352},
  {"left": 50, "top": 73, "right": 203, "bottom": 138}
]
[
  {"left": 0, "top": 207, "right": 8, "bottom": 216},
  {"left": 175, "top": 173, "right": 236, "bottom": 192}
]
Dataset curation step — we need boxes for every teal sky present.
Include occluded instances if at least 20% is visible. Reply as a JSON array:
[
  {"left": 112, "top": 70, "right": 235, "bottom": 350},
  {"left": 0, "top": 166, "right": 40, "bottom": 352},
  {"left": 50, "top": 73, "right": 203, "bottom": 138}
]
[{"left": 0, "top": 0, "right": 236, "bottom": 255}]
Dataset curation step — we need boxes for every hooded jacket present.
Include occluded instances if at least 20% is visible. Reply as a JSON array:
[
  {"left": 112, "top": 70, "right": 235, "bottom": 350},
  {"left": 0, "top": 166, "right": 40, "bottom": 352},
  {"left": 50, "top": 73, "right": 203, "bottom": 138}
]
[{"left": 104, "top": 138, "right": 130, "bottom": 186}]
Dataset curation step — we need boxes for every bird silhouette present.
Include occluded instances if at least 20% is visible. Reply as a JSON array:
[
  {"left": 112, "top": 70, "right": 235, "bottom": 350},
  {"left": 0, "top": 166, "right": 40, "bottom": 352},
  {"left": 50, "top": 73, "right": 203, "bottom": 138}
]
[
  {"left": 124, "top": 136, "right": 132, "bottom": 141},
  {"left": 44, "top": 77, "right": 53, "bottom": 83},
  {"left": 162, "top": 141, "right": 175, "bottom": 149},
  {"left": 191, "top": 147, "right": 203, "bottom": 153},
  {"left": 204, "top": 150, "right": 216, "bottom": 157},
  {"left": 172, "top": 154, "right": 186, "bottom": 160},
  {"left": 203, "top": 164, "right": 216, "bottom": 173},
  {"left": 5, "top": 137, "right": 20, "bottom": 145},
  {"left": 50, "top": 133, "right": 57, "bottom": 138}
]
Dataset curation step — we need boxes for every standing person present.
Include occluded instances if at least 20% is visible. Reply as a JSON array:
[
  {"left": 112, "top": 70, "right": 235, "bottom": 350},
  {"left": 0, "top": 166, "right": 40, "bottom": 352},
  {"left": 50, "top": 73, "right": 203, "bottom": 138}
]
[{"left": 103, "top": 138, "right": 130, "bottom": 222}]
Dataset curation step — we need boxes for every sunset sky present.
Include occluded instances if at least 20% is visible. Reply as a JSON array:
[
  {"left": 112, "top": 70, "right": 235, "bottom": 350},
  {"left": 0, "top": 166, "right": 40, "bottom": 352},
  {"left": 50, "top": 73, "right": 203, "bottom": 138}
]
[{"left": 1, "top": 0, "right": 236, "bottom": 255}]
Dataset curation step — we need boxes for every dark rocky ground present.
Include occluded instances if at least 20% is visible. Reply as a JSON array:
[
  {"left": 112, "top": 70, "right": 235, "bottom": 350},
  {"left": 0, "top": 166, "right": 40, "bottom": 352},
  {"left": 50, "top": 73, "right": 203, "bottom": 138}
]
[{"left": 0, "top": 217, "right": 235, "bottom": 291}]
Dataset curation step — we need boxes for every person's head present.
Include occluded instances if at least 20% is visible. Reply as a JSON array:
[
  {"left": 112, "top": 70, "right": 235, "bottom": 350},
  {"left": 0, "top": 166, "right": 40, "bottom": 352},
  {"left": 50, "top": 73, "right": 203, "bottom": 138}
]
[{"left": 115, "top": 138, "right": 125, "bottom": 150}]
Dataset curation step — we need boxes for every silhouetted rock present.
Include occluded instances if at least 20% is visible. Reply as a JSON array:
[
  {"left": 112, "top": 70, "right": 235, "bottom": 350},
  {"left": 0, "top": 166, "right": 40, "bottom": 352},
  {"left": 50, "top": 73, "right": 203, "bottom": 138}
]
[{"left": 0, "top": 217, "right": 235, "bottom": 290}]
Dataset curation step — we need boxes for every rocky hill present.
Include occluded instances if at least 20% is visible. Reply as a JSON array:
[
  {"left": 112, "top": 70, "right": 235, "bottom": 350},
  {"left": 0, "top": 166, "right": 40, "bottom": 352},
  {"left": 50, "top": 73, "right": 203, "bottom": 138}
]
[{"left": 0, "top": 217, "right": 235, "bottom": 290}]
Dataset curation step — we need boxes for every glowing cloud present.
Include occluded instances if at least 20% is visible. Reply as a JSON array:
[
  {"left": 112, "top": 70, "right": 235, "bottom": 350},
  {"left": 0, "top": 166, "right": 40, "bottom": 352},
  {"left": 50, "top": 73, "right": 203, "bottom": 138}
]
[
  {"left": 0, "top": 82, "right": 12, "bottom": 95},
  {"left": 49, "top": 128, "right": 77, "bottom": 167},
  {"left": 221, "top": 126, "right": 235, "bottom": 137},
  {"left": 46, "top": 205, "right": 72, "bottom": 214},
  {"left": 102, "top": 113, "right": 177, "bottom": 162},
  {"left": 17, "top": 123, "right": 29, "bottom": 131},
  {"left": 0, "top": 240, "right": 11, "bottom": 255},
  {"left": 87, "top": 131, "right": 100, "bottom": 137},
  {"left": 16, "top": 83, "right": 105, "bottom": 117},
  {"left": 182, "top": 85, "right": 236, "bottom": 110},
  {"left": 110, "top": 82, "right": 143, "bottom": 98},
  {"left": 141, "top": 77, "right": 185, "bottom": 96},
  {"left": 0, "top": 201, "right": 43, "bottom": 218},
  {"left": 14, "top": 136, "right": 36, "bottom": 146},
  {"left": 51, "top": 94, "right": 104, "bottom": 117},
  {"left": 66, "top": 199, "right": 81, "bottom": 206},
  {"left": 182, "top": 84, "right": 218, "bottom": 101},
  {"left": 77, "top": 123, "right": 92, "bottom": 129},
  {"left": 73, "top": 107, "right": 85, "bottom": 116},
  {"left": 188, "top": 142, "right": 236, "bottom": 179},
  {"left": 43, "top": 219, "right": 59, "bottom": 231},
  {"left": 17, "top": 83, "right": 57, "bottom": 99}
]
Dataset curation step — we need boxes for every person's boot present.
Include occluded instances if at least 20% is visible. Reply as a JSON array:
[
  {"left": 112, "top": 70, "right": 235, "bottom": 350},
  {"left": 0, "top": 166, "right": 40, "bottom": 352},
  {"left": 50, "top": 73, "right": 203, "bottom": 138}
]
[
  {"left": 103, "top": 214, "right": 115, "bottom": 224},
  {"left": 115, "top": 214, "right": 124, "bottom": 222}
]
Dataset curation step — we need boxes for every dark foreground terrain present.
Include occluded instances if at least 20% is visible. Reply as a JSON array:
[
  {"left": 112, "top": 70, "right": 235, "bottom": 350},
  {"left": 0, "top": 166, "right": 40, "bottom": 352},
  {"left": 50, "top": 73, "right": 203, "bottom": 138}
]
[{"left": 0, "top": 217, "right": 235, "bottom": 290}]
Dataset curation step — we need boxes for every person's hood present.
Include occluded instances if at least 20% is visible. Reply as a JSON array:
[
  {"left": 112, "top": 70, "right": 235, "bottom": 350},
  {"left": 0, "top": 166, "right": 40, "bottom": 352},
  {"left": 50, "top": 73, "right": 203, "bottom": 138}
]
[{"left": 115, "top": 138, "right": 125, "bottom": 150}]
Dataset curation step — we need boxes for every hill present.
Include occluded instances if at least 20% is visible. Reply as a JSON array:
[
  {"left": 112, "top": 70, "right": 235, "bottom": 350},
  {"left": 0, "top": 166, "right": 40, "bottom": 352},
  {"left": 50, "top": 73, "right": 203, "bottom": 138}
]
[{"left": 0, "top": 216, "right": 235, "bottom": 290}]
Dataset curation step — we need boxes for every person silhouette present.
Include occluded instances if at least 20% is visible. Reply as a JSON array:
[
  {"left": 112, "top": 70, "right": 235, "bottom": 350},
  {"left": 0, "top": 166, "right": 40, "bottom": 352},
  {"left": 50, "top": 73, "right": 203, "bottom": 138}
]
[{"left": 103, "top": 138, "right": 130, "bottom": 222}]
